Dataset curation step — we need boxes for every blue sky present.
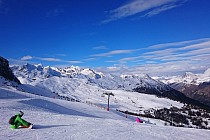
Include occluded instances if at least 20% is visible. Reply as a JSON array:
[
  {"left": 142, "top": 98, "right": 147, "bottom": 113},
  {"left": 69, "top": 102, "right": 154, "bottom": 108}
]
[{"left": 1, "top": 0, "right": 210, "bottom": 76}]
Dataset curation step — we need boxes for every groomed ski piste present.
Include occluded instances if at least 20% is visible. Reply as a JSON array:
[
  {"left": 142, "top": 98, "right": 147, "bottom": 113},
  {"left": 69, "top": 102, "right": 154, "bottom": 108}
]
[{"left": 1, "top": 83, "right": 210, "bottom": 140}]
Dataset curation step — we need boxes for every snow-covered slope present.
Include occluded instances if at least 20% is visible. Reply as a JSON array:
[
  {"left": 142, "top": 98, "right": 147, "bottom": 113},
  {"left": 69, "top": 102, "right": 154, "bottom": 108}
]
[{"left": 1, "top": 85, "right": 210, "bottom": 140}]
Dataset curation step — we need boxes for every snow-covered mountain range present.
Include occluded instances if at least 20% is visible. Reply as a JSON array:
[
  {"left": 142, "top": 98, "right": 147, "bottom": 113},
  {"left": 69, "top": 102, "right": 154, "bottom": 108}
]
[
  {"left": 11, "top": 63, "right": 210, "bottom": 110},
  {"left": 154, "top": 68, "right": 210, "bottom": 85}
]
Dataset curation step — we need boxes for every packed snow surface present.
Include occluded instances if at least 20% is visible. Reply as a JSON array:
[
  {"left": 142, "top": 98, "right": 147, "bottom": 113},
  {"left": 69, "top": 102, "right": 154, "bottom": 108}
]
[{"left": 1, "top": 85, "right": 210, "bottom": 140}]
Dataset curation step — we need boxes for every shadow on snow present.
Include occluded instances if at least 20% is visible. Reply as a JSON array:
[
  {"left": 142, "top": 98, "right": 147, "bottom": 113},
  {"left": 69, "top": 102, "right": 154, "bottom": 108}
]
[
  {"left": 32, "top": 124, "right": 74, "bottom": 129},
  {"left": 20, "top": 99, "right": 100, "bottom": 118},
  {"left": 0, "top": 88, "right": 29, "bottom": 99}
]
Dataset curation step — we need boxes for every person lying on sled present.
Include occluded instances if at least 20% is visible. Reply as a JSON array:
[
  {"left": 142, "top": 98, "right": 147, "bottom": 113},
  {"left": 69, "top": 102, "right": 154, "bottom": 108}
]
[{"left": 9, "top": 111, "right": 33, "bottom": 129}]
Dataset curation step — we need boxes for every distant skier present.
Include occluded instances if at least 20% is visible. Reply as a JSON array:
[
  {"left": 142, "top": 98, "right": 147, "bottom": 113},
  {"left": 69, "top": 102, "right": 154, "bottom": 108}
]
[
  {"left": 136, "top": 117, "right": 143, "bottom": 123},
  {"left": 9, "top": 111, "right": 33, "bottom": 129}
]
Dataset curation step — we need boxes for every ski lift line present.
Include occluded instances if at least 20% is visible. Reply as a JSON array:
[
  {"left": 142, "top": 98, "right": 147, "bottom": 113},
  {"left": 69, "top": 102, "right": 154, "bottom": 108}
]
[{"left": 85, "top": 100, "right": 107, "bottom": 110}]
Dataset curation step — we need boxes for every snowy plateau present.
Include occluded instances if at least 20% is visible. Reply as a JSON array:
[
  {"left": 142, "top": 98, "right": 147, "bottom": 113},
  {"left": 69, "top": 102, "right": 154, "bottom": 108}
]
[{"left": 1, "top": 63, "right": 210, "bottom": 140}]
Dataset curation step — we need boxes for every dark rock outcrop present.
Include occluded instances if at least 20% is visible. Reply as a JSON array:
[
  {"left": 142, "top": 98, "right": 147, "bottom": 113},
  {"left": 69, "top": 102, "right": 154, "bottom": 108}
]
[{"left": 0, "top": 56, "right": 20, "bottom": 84}]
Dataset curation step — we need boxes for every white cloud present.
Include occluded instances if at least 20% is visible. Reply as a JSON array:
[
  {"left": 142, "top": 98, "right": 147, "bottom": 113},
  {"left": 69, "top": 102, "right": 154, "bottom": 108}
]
[
  {"left": 99, "top": 60, "right": 210, "bottom": 76},
  {"left": 99, "top": 38, "right": 210, "bottom": 76},
  {"left": 142, "top": 40, "right": 210, "bottom": 62},
  {"left": 35, "top": 57, "right": 83, "bottom": 64},
  {"left": 8, "top": 59, "right": 29, "bottom": 66},
  {"left": 190, "top": 54, "right": 210, "bottom": 61},
  {"left": 36, "top": 57, "right": 62, "bottom": 62},
  {"left": 144, "top": 48, "right": 174, "bottom": 55},
  {"left": 106, "top": 66, "right": 118, "bottom": 71},
  {"left": 178, "top": 40, "right": 210, "bottom": 51},
  {"left": 103, "top": 0, "right": 186, "bottom": 23},
  {"left": 117, "top": 56, "right": 142, "bottom": 63},
  {"left": 19, "top": 55, "right": 83, "bottom": 64},
  {"left": 92, "top": 45, "right": 108, "bottom": 50},
  {"left": 143, "top": 3, "right": 178, "bottom": 17},
  {"left": 91, "top": 49, "right": 137, "bottom": 57},
  {"left": 67, "top": 61, "right": 83, "bottom": 64},
  {"left": 84, "top": 58, "right": 97, "bottom": 61},
  {"left": 91, "top": 38, "right": 210, "bottom": 74},
  {"left": 111, "top": 38, "right": 210, "bottom": 64},
  {"left": 20, "top": 56, "right": 63, "bottom": 62},
  {"left": 21, "top": 55, "right": 33, "bottom": 61},
  {"left": 148, "top": 38, "right": 210, "bottom": 49}
]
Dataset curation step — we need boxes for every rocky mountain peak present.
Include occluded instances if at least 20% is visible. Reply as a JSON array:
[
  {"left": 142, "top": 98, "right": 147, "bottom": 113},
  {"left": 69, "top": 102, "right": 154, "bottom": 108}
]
[{"left": 0, "top": 56, "right": 20, "bottom": 84}]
